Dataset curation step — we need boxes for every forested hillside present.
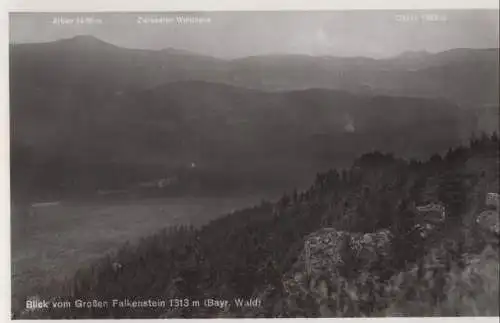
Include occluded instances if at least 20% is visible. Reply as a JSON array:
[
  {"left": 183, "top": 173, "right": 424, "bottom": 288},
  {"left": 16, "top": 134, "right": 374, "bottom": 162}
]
[
  {"left": 11, "top": 79, "right": 485, "bottom": 202},
  {"left": 14, "top": 132, "right": 499, "bottom": 319}
]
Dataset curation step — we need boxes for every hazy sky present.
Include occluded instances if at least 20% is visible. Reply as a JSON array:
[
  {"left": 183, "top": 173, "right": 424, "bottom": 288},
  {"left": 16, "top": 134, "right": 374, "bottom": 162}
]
[{"left": 9, "top": 10, "right": 499, "bottom": 58}]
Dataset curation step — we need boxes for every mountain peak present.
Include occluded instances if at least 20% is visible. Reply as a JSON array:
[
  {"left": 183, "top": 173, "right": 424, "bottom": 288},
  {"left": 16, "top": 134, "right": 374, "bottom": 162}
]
[{"left": 57, "top": 35, "right": 117, "bottom": 49}]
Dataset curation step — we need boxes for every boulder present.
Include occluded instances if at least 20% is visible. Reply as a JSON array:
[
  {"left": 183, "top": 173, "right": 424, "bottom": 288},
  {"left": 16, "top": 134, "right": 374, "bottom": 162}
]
[
  {"left": 415, "top": 203, "right": 446, "bottom": 224},
  {"left": 485, "top": 192, "right": 500, "bottom": 209},
  {"left": 476, "top": 210, "right": 500, "bottom": 236},
  {"left": 414, "top": 202, "right": 446, "bottom": 238},
  {"left": 303, "top": 228, "right": 392, "bottom": 278},
  {"left": 277, "top": 227, "right": 395, "bottom": 316}
]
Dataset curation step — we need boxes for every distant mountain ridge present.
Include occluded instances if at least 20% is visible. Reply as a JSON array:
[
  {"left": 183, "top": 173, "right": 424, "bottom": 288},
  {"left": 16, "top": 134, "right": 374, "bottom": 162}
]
[
  {"left": 10, "top": 35, "right": 499, "bottom": 106},
  {"left": 9, "top": 36, "right": 499, "bottom": 199}
]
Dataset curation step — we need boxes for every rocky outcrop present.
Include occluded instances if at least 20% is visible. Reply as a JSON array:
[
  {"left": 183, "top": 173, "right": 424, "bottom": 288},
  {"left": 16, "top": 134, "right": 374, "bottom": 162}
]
[
  {"left": 414, "top": 203, "right": 446, "bottom": 238},
  {"left": 476, "top": 192, "right": 500, "bottom": 237},
  {"left": 277, "top": 227, "right": 394, "bottom": 317},
  {"left": 383, "top": 243, "right": 499, "bottom": 316},
  {"left": 485, "top": 192, "right": 500, "bottom": 209},
  {"left": 274, "top": 194, "right": 497, "bottom": 317},
  {"left": 477, "top": 210, "right": 500, "bottom": 236},
  {"left": 303, "top": 228, "right": 393, "bottom": 278},
  {"left": 415, "top": 203, "right": 446, "bottom": 223},
  {"left": 277, "top": 205, "right": 449, "bottom": 317}
]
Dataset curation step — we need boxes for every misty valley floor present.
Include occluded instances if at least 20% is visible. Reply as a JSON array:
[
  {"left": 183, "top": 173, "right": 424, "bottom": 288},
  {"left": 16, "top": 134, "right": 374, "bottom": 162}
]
[{"left": 11, "top": 196, "right": 264, "bottom": 303}]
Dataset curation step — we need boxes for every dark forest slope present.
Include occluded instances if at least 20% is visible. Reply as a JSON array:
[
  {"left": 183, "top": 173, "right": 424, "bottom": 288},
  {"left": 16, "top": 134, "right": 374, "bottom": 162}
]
[{"left": 11, "top": 79, "right": 487, "bottom": 202}]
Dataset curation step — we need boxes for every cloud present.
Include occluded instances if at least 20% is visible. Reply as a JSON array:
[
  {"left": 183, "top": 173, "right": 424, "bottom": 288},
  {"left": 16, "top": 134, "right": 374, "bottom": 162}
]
[{"left": 344, "top": 114, "right": 356, "bottom": 133}]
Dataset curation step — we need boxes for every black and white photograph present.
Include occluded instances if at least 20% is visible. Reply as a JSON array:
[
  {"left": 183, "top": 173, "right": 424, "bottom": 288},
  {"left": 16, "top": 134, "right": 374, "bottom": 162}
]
[{"left": 7, "top": 4, "right": 500, "bottom": 319}]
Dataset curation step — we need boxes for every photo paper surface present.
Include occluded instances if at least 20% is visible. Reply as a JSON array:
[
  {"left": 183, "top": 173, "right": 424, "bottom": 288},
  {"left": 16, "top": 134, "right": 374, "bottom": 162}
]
[{"left": 7, "top": 4, "right": 500, "bottom": 319}]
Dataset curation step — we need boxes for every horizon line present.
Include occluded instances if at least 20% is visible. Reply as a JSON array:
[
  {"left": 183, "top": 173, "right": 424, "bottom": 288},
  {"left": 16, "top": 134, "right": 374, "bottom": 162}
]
[{"left": 9, "top": 34, "right": 500, "bottom": 61}]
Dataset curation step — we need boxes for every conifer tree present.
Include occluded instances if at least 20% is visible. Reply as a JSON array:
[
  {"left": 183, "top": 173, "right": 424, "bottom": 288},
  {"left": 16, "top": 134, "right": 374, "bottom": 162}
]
[{"left": 437, "top": 171, "right": 468, "bottom": 219}]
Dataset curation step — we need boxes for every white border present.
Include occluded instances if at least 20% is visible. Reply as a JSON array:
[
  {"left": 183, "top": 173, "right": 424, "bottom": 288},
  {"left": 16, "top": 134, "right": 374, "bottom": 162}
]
[
  {"left": 1, "top": 0, "right": 499, "bottom": 323},
  {"left": 1, "top": 0, "right": 11, "bottom": 321},
  {"left": 6, "top": 0, "right": 500, "bottom": 12}
]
